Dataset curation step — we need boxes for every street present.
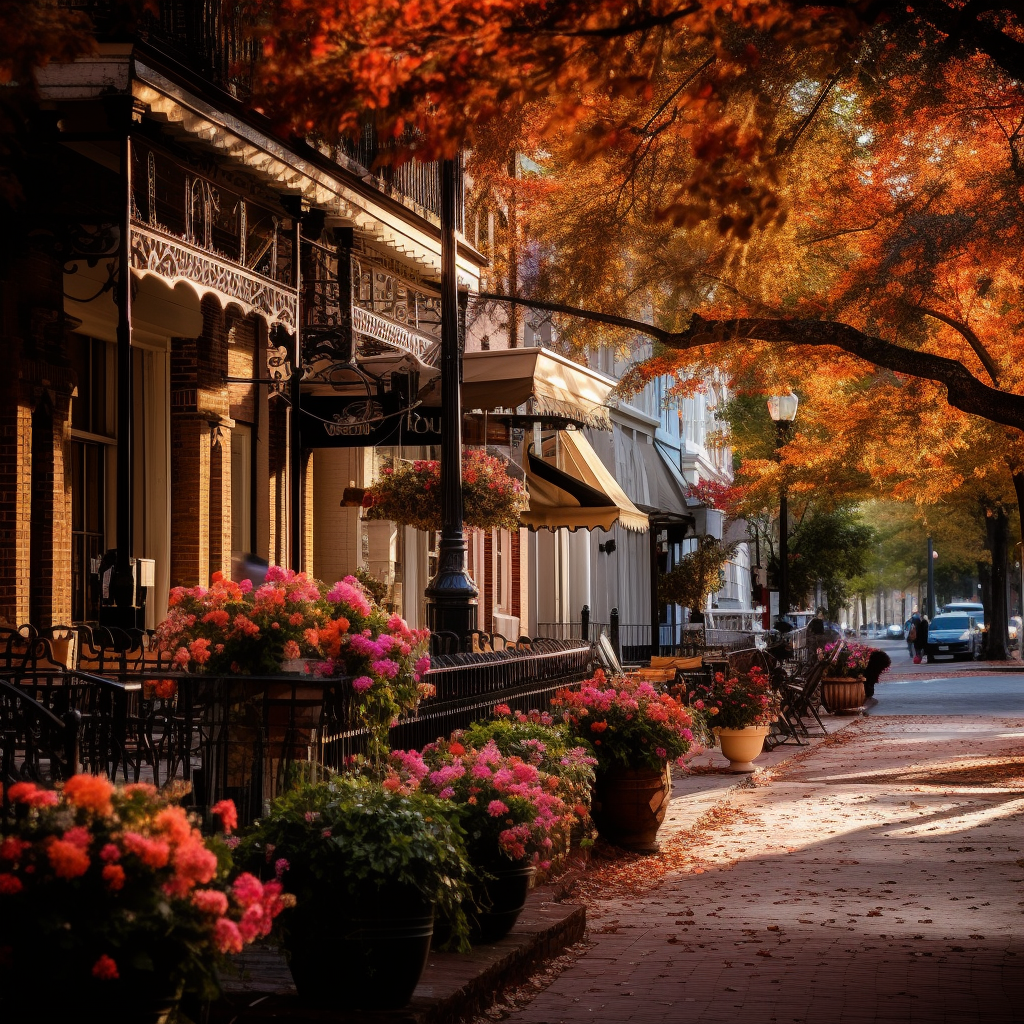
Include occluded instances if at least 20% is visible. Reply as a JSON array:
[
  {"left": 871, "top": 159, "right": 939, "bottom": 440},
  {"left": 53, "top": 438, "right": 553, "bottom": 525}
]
[{"left": 489, "top": 660, "right": 1024, "bottom": 1024}]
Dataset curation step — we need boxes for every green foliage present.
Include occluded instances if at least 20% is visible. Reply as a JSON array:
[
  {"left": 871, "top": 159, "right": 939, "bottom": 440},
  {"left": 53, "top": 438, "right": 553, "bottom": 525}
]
[
  {"left": 238, "top": 773, "right": 472, "bottom": 949},
  {"left": 659, "top": 536, "right": 737, "bottom": 611},
  {"left": 354, "top": 566, "right": 389, "bottom": 604},
  {"left": 779, "top": 503, "right": 875, "bottom": 614}
]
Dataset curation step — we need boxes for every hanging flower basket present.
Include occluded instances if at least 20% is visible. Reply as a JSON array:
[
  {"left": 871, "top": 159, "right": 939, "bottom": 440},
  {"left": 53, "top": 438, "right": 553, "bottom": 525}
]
[{"left": 363, "top": 450, "right": 529, "bottom": 532}]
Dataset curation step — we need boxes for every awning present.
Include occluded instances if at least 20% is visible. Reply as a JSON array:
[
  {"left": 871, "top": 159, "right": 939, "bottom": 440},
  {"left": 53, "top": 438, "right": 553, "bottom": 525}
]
[
  {"left": 638, "top": 441, "right": 691, "bottom": 517},
  {"left": 522, "top": 431, "right": 649, "bottom": 533},
  {"left": 460, "top": 348, "right": 613, "bottom": 429}
]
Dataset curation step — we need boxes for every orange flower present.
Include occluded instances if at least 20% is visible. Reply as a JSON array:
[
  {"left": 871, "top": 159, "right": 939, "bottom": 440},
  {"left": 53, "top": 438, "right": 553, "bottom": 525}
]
[
  {"left": 153, "top": 806, "right": 192, "bottom": 845},
  {"left": 102, "top": 863, "right": 126, "bottom": 891},
  {"left": 47, "top": 839, "right": 90, "bottom": 879},
  {"left": 590, "top": 721, "right": 608, "bottom": 733},
  {"left": 63, "top": 775, "right": 115, "bottom": 817}
]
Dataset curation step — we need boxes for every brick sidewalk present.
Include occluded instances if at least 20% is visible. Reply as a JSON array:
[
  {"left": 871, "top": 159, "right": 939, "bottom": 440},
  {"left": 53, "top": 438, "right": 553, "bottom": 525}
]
[{"left": 493, "top": 715, "right": 1024, "bottom": 1024}]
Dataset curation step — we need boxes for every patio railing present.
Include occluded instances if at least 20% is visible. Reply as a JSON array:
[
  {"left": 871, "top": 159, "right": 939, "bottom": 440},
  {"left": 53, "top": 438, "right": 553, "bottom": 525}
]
[{"left": 1, "top": 640, "right": 593, "bottom": 826}]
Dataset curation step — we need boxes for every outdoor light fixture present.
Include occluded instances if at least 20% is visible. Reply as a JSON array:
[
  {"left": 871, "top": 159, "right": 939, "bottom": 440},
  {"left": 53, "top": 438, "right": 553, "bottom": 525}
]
[
  {"left": 767, "top": 392, "right": 799, "bottom": 423},
  {"left": 767, "top": 392, "right": 799, "bottom": 625}
]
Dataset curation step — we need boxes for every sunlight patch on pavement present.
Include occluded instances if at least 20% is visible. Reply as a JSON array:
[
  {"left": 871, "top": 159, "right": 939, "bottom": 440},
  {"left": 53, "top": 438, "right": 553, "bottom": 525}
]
[{"left": 880, "top": 796, "right": 1024, "bottom": 837}]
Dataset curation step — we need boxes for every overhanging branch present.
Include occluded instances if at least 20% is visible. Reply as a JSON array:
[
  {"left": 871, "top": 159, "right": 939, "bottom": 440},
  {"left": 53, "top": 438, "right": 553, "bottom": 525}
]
[{"left": 476, "top": 292, "right": 1024, "bottom": 433}]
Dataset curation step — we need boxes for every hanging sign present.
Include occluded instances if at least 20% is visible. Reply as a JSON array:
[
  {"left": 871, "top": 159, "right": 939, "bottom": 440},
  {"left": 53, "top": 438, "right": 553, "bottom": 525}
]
[{"left": 299, "top": 394, "right": 442, "bottom": 448}]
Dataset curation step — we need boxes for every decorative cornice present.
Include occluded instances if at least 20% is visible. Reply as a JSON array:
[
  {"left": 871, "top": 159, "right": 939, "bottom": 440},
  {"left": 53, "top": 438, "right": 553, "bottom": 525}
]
[{"left": 130, "top": 221, "right": 298, "bottom": 330}]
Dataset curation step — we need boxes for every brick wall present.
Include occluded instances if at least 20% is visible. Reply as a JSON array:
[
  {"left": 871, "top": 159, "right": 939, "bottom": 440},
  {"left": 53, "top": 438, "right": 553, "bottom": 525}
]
[{"left": 0, "top": 249, "right": 76, "bottom": 626}]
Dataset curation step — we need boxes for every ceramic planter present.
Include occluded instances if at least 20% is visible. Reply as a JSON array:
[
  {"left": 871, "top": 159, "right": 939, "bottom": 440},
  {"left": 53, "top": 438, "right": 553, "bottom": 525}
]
[
  {"left": 592, "top": 764, "right": 671, "bottom": 852},
  {"left": 714, "top": 725, "right": 770, "bottom": 772}
]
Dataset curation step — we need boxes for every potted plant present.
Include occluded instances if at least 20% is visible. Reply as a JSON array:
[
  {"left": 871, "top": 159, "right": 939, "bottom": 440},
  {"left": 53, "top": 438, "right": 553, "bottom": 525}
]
[
  {"left": 386, "top": 735, "right": 574, "bottom": 942},
  {"left": 819, "top": 640, "right": 870, "bottom": 712},
  {"left": 363, "top": 449, "right": 530, "bottom": 531},
  {"left": 687, "top": 666, "right": 782, "bottom": 771},
  {"left": 0, "top": 778, "right": 289, "bottom": 1024},
  {"left": 550, "top": 670, "right": 700, "bottom": 851},
  {"left": 237, "top": 772, "right": 470, "bottom": 1010},
  {"left": 658, "top": 536, "right": 737, "bottom": 621},
  {"left": 461, "top": 705, "right": 599, "bottom": 867},
  {"left": 153, "top": 570, "right": 432, "bottom": 772},
  {"left": 154, "top": 568, "right": 330, "bottom": 676}
]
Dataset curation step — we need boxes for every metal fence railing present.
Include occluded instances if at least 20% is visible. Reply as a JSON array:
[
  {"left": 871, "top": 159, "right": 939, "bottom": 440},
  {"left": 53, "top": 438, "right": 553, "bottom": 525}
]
[{"left": 2, "top": 641, "right": 594, "bottom": 827}]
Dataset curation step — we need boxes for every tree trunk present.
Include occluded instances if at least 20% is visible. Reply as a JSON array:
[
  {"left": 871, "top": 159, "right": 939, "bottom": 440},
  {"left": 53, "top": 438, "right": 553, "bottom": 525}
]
[{"left": 985, "top": 505, "right": 1011, "bottom": 661}]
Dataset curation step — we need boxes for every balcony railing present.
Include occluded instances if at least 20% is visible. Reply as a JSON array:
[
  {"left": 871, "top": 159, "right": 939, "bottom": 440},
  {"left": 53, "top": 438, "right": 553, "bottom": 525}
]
[{"left": 60, "top": 0, "right": 462, "bottom": 226}]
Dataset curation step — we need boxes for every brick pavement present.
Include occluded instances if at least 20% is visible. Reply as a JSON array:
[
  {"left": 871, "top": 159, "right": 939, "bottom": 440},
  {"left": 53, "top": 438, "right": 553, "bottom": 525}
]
[{"left": 496, "top": 715, "right": 1024, "bottom": 1024}]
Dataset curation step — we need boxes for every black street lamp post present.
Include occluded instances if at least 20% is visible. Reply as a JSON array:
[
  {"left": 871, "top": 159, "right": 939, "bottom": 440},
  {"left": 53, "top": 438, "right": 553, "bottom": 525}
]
[
  {"left": 424, "top": 158, "right": 478, "bottom": 638},
  {"left": 767, "top": 392, "right": 799, "bottom": 626}
]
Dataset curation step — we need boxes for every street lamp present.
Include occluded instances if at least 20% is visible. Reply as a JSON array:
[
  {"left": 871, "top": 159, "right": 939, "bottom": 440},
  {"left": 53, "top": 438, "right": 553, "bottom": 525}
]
[{"left": 767, "top": 392, "right": 799, "bottom": 626}]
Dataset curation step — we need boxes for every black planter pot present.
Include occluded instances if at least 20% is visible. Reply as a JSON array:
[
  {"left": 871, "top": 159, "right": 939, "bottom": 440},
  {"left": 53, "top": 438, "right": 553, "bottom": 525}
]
[
  {"left": 470, "top": 862, "right": 536, "bottom": 944},
  {"left": 284, "top": 887, "right": 434, "bottom": 1010},
  {"left": 7, "top": 976, "right": 182, "bottom": 1024}
]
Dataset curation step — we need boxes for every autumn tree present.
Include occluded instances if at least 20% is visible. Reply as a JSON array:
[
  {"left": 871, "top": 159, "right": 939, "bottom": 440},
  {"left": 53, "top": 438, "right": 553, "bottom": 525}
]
[{"left": 229, "top": 1, "right": 1024, "bottom": 656}]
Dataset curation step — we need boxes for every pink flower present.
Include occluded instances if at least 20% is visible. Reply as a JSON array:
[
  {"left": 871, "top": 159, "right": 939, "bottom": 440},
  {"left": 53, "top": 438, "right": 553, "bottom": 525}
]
[
  {"left": 275, "top": 858, "right": 290, "bottom": 879},
  {"left": 232, "top": 872, "right": 264, "bottom": 908},
  {"left": 213, "top": 917, "right": 244, "bottom": 954},
  {"left": 371, "top": 658, "right": 399, "bottom": 680},
  {"left": 352, "top": 675, "right": 374, "bottom": 693},
  {"left": 192, "top": 889, "right": 229, "bottom": 915},
  {"left": 487, "top": 800, "right": 509, "bottom": 817}
]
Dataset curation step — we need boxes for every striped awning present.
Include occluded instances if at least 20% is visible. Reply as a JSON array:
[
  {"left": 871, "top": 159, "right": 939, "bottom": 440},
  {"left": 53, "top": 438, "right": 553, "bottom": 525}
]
[
  {"left": 522, "top": 431, "right": 648, "bottom": 533},
  {"left": 460, "top": 348, "right": 613, "bottom": 429}
]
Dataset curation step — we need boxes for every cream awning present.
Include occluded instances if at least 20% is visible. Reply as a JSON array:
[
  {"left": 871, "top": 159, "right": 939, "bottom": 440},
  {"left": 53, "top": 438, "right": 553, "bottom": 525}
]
[
  {"left": 522, "top": 431, "right": 649, "bottom": 533},
  {"left": 460, "top": 348, "right": 613, "bottom": 429}
]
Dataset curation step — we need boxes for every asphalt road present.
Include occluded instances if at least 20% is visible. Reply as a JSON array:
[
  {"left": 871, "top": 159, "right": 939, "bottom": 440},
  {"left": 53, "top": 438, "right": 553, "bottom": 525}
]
[{"left": 859, "top": 634, "right": 1024, "bottom": 715}]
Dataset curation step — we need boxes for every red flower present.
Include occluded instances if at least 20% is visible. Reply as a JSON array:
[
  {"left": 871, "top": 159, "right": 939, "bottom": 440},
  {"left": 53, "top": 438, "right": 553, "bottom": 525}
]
[
  {"left": 91, "top": 955, "right": 119, "bottom": 981},
  {"left": 211, "top": 799, "right": 238, "bottom": 834}
]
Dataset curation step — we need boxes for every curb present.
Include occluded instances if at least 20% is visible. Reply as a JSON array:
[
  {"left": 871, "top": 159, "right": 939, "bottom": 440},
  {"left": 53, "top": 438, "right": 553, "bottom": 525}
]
[{"left": 210, "top": 887, "right": 585, "bottom": 1023}]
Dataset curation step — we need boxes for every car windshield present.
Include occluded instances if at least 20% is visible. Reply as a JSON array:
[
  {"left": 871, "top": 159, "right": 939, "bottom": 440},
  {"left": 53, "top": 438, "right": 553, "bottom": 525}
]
[{"left": 931, "top": 615, "right": 969, "bottom": 630}]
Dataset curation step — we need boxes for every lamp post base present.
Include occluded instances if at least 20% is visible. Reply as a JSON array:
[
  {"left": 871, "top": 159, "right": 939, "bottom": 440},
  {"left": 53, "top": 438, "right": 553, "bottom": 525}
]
[{"left": 424, "top": 533, "right": 479, "bottom": 640}]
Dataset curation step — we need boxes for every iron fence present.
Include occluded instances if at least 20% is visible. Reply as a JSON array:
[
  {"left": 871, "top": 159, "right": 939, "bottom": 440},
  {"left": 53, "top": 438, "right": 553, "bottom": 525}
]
[{"left": 2, "top": 642, "right": 593, "bottom": 826}]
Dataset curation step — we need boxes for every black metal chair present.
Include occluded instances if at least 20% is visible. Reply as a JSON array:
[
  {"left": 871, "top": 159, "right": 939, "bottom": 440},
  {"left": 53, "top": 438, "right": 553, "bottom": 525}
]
[{"left": 0, "top": 679, "right": 80, "bottom": 820}]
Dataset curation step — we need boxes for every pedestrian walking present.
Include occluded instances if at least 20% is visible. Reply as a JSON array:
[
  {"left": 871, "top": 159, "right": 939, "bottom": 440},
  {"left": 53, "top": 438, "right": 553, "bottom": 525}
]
[
  {"left": 907, "top": 611, "right": 920, "bottom": 658},
  {"left": 913, "top": 614, "right": 929, "bottom": 663}
]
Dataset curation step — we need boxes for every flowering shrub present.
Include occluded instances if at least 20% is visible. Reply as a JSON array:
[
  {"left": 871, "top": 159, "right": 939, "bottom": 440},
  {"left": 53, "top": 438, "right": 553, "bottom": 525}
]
[
  {"left": 550, "top": 669, "right": 699, "bottom": 773},
  {"left": 155, "top": 568, "right": 329, "bottom": 675},
  {"left": 364, "top": 449, "right": 529, "bottom": 531},
  {"left": 818, "top": 640, "right": 873, "bottom": 677},
  {"left": 0, "top": 779, "right": 291, "bottom": 1006},
  {"left": 154, "top": 569, "right": 432, "bottom": 766},
  {"left": 460, "top": 706, "right": 598, "bottom": 853},
  {"left": 386, "top": 737, "right": 574, "bottom": 868},
  {"left": 237, "top": 773, "right": 471, "bottom": 949},
  {"left": 685, "top": 666, "right": 782, "bottom": 730}
]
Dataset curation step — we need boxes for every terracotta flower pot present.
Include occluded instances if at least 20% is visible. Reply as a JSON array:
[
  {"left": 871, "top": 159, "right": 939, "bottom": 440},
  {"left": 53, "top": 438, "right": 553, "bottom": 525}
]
[
  {"left": 822, "top": 677, "right": 866, "bottom": 714},
  {"left": 592, "top": 764, "right": 671, "bottom": 852},
  {"left": 714, "top": 725, "right": 769, "bottom": 772}
]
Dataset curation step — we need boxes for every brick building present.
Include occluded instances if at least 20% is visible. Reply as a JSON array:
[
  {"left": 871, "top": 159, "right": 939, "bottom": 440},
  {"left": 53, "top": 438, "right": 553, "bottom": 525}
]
[{"left": 2, "top": 6, "right": 489, "bottom": 630}]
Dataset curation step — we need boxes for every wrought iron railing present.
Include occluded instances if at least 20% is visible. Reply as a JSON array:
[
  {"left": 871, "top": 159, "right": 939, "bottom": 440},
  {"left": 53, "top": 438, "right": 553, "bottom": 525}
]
[{"left": 1, "top": 641, "right": 593, "bottom": 826}]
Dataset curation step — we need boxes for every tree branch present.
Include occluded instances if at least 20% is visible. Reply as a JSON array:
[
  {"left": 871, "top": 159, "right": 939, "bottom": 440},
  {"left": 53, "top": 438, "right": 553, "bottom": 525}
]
[
  {"left": 476, "top": 291, "right": 1024, "bottom": 434},
  {"left": 916, "top": 305, "right": 1001, "bottom": 385}
]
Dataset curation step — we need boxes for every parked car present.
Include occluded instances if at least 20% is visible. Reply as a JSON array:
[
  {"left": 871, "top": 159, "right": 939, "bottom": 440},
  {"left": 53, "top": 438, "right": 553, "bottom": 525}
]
[
  {"left": 924, "top": 613, "right": 983, "bottom": 662},
  {"left": 885, "top": 623, "right": 904, "bottom": 639}
]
